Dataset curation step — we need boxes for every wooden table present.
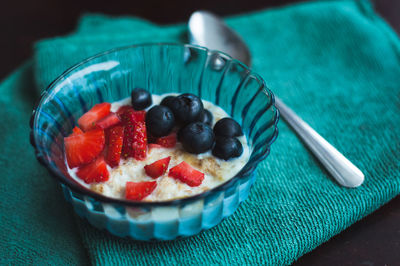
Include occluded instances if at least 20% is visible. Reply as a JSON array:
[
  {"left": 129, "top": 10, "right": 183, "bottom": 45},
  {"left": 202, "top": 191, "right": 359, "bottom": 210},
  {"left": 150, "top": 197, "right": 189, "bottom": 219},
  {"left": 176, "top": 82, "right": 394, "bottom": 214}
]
[{"left": 2, "top": 0, "right": 399, "bottom": 264}]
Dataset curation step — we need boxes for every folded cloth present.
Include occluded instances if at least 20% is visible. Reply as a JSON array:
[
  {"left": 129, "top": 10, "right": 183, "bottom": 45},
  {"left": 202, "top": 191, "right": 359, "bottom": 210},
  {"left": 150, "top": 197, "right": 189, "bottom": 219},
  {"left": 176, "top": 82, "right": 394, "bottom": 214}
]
[{"left": 1, "top": 0, "right": 399, "bottom": 265}]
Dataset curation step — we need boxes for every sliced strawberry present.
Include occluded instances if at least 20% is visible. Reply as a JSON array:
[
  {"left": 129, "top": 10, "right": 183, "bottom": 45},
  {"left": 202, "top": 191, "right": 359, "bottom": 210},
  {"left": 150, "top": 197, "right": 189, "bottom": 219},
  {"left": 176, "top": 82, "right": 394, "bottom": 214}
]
[
  {"left": 121, "top": 110, "right": 135, "bottom": 158},
  {"left": 64, "top": 128, "right": 105, "bottom": 168},
  {"left": 125, "top": 181, "right": 157, "bottom": 201},
  {"left": 105, "top": 126, "right": 124, "bottom": 167},
  {"left": 117, "top": 106, "right": 146, "bottom": 122},
  {"left": 132, "top": 121, "right": 147, "bottom": 160},
  {"left": 121, "top": 109, "right": 147, "bottom": 160},
  {"left": 144, "top": 157, "right": 171, "bottom": 178},
  {"left": 76, "top": 156, "right": 109, "bottom": 184},
  {"left": 71, "top": 126, "right": 83, "bottom": 136},
  {"left": 148, "top": 143, "right": 163, "bottom": 150},
  {"left": 156, "top": 133, "right": 177, "bottom": 148},
  {"left": 78, "top": 102, "right": 111, "bottom": 131},
  {"left": 131, "top": 110, "right": 146, "bottom": 122},
  {"left": 96, "top": 113, "right": 121, "bottom": 129},
  {"left": 116, "top": 105, "right": 133, "bottom": 118},
  {"left": 169, "top": 161, "right": 205, "bottom": 187}
]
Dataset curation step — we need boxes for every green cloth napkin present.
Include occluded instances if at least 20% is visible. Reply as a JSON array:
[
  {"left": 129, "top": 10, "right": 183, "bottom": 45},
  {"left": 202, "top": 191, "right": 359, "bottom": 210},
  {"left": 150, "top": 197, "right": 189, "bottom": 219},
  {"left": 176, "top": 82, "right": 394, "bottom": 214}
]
[{"left": 1, "top": 0, "right": 399, "bottom": 265}]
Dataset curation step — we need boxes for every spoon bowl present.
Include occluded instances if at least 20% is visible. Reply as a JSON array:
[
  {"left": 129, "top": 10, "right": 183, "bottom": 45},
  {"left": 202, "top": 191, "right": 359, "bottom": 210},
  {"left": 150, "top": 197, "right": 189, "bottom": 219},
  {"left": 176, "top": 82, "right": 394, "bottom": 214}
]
[{"left": 189, "top": 11, "right": 251, "bottom": 66}]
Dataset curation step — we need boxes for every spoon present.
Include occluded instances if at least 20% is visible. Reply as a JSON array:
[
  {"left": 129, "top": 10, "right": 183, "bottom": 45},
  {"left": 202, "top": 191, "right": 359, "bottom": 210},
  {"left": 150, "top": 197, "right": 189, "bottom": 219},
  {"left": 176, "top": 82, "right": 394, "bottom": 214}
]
[{"left": 188, "top": 11, "right": 364, "bottom": 188}]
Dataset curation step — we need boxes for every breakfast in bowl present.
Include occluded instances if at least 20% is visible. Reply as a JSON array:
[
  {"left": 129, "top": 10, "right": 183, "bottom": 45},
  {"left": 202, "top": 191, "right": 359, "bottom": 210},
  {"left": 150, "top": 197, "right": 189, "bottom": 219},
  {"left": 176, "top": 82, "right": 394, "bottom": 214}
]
[
  {"left": 30, "top": 44, "right": 278, "bottom": 240},
  {"left": 65, "top": 89, "right": 251, "bottom": 202}
]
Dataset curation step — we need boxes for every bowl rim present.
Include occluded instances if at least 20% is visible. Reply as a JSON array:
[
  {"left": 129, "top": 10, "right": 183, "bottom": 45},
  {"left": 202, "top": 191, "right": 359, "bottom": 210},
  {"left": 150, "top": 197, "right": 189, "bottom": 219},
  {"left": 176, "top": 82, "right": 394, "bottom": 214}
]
[{"left": 30, "top": 42, "right": 279, "bottom": 207}]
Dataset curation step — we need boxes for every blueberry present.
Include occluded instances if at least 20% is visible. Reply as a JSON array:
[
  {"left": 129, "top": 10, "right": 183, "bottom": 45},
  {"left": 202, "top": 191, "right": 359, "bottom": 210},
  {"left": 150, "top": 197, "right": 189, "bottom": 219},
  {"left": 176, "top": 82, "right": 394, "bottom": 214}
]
[
  {"left": 212, "top": 137, "right": 243, "bottom": 160},
  {"left": 160, "top": 96, "right": 176, "bottom": 110},
  {"left": 197, "top": 109, "right": 213, "bottom": 126},
  {"left": 131, "top": 88, "right": 152, "bottom": 110},
  {"left": 178, "top": 122, "right": 215, "bottom": 154},
  {"left": 213, "top": 118, "right": 243, "bottom": 137},
  {"left": 169, "top": 93, "right": 204, "bottom": 124},
  {"left": 146, "top": 105, "right": 175, "bottom": 137}
]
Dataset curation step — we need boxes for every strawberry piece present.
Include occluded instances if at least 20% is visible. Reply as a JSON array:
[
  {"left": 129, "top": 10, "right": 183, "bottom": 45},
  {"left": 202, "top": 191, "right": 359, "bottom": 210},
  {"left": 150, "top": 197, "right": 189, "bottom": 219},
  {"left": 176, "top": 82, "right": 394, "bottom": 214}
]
[
  {"left": 148, "top": 143, "right": 163, "bottom": 150},
  {"left": 116, "top": 105, "right": 133, "bottom": 118},
  {"left": 169, "top": 161, "right": 205, "bottom": 187},
  {"left": 121, "top": 110, "right": 135, "bottom": 158},
  {"left": 131, "top": 110, "right": 146, "bottom": 122},
  {"left": 144, "top": 157, "right": 171, "bottom": 178},
  {"left": 78, "top": 102, "right": 111, "bottom": 131},
  {"left": 121, "top": 109, "right": 148, "bottom": 160},
  {"left": 96, "top": 113, "right": 121, "bottom": 129},
  {"left": 132, "top": 122, "right": 147, "bottom": 160},
  {"left": 64, "top": 128, "right": 105, "bottom": 168},
  {"left": 117, "top": 106, "right": 146, "bottom": 121},
  {"left": 76, "top": 156, "right": 109, "bottom": 184},
  {"left": 105, "top": 126, "right": 124, "bottom": 167},
  {"left": 156, "top": 133, "right": 177, "bottom": 148},
  {"left": 71, "top": 126, "right": 83, "bottom": 136},
  {"left": 125, "top": 181, "right": 157, "bottom": 201}
]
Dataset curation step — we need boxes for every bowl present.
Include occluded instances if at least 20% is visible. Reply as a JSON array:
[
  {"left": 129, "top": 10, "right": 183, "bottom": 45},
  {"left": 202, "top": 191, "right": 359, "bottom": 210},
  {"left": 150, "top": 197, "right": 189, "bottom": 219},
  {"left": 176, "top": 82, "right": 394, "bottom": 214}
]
[{"left": 30, "top": 43, "right": 279, "bottom": 240}]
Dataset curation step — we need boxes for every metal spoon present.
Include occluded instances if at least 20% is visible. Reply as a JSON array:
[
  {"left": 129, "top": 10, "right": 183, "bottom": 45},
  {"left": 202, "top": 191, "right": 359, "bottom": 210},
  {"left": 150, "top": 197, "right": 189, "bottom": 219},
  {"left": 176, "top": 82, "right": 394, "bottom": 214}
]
[{"left": 188, "top": 11, "right": 364, "bottom": 188}]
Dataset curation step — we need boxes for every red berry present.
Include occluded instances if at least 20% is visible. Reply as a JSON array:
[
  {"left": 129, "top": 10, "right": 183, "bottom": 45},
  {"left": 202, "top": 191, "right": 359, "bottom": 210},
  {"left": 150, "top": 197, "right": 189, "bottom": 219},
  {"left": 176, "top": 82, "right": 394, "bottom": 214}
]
[
  {"left": 144, "top": 157, "right": 171, "bottom": 178},
  {"left": 121, "top": 109, "right": 147, "bottom": 160},
  {"left": 105, "top": 126, "right": 124, "bottom": 167},
  {"left": 78, "top": 102, "right": 111, "bottom": 131},
  {"left": 132, "top": 110, "right": 146, "bottom": 122},
  {"left": 148, "top": 143, "right": 163, "bottom": 150},
  {"left": 116, "top": 105, "right": 133, "bottom": 118},
  {"left": 156, "top": 133, "right": 177, "bottom": 148},
  {"left": 71, "top": 126, "right": 83, "bottom": 136},
  {"left": 169, "top": 161, "right": 205, "bottom": 187},
  {"left": 96, "top": 112, "right": 121, "bottom": 129},
  {"left": 132, "top": 122, "right": 147, "bottom": 160},
  {"left": 76, "top": 156, "right": 109, "bottom": 184},
  {"left": 64, "top": 128, "right": 105, "bottom": 168},
  {"left": 125, "top": 181, "right": 157, "bottom": 201}
]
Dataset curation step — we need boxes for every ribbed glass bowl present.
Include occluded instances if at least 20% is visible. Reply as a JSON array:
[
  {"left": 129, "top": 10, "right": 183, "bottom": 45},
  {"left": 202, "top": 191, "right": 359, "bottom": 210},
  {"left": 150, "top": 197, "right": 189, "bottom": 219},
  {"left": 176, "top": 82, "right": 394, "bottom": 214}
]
[{"left": 30, "top": 43, "right": 279, "bottom": 241}]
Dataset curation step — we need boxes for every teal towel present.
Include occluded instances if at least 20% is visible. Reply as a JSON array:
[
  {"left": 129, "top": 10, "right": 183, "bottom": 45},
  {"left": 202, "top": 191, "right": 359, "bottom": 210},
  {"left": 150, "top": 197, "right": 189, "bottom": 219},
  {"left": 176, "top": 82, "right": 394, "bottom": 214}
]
[{"left": 1, "top": 0, "right": 399, "bottom": 265}]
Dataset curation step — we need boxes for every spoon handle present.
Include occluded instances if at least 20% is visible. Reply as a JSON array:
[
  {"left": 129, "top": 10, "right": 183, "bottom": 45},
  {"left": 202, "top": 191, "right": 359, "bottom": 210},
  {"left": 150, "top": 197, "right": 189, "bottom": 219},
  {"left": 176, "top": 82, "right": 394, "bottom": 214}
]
[{"left": 274, "top": 96, "right": 364, "bottom": 187}]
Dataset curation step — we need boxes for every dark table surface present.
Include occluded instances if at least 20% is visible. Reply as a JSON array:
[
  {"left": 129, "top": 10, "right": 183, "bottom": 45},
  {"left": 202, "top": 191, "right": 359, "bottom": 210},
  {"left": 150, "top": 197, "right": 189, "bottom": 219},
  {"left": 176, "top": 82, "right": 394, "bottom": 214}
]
[{"left": 3, "top": 0, "right": 400, "bottom": 264}]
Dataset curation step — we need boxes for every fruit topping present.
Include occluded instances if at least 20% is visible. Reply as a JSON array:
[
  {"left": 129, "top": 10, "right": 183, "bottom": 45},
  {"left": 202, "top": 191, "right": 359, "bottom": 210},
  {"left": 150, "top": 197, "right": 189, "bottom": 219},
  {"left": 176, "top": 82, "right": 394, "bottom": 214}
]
[
  {"left": 213, "top": 117, "right": 243, "bottom": 137},
  {"left": 160, "top": 95, "right": 176, "bottom": 110},
  {"left": 121, "top": 110, "right": 137, "bottom": 158},
  {"left": 178, "top": 122, "right": 215, "bottom": 154},
  {"left": 169, "top": 93, "right": 204, "bottom": 124},
  {"left": 169, "top": 161, "right": 205, "bottom": 187},
  {"left": 119, "top": 108, "right": 146, "bottom": 123},
  {"left": 121, "top": 109, "right": 148, "bottom": 160},
  {"left": 125, "top": 181, "right": 157, "bottom": 201},
  {"left": 95, "top": 113, "right": 121, "bottom": 129},
  {"left": 131, "top": 88, "right": 152, "bottom": 110},
  {"left": 144, "top": 157, "right": 171, "bottom": 178},
  {"left": 155, "top": 133, "right": 177, "bottom": 148},
  {"left": 148, "top": 143, "right": 163, "bottom": 150},
  {"left": 116, "top": 105, "right": 133, "bottom": 118},
  {"left": 131, "top": 121, "right": 147, "bottom": 160},
  {"left": 197, "top": 109, "right": 213, "bottom": 126},
  {"left": 105, "top": 125, "right": 124, "bottom": 167},
  {"left": 71, "top": 126, "right": 83, "bottom": 136},
  {"left": 212, "top": 137, "right": 243, "bottom": 160},
  {"left": 146, "top": 105, "right": 175, "bottom": 137},
  {"left": 76, "top": 156, "right": 109, "bottom": 184},
  {"left": 64, "top": 128, "right": 105, "bottom": 168},
  {"left": 78, "top": 102, "right": 111, "bottom": 131},
  {"left": 131, "top": 110, "right": 146, "bottom": 122}
]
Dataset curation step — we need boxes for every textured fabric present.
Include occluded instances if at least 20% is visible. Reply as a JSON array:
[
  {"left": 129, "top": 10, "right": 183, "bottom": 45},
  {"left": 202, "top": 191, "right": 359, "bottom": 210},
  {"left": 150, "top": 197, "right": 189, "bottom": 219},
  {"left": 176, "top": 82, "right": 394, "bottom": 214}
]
[
  {"left": 0, "top": 62, "right": 88, "bottom": 265},
  {"left": 1, "top": 0, "right": 399, "bottom": 265}
]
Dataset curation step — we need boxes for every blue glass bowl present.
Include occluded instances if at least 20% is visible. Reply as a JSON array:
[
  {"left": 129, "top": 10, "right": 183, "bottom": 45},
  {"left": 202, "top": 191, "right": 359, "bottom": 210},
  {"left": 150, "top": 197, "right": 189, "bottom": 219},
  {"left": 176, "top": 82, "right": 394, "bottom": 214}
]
[{"left": 30, "top": 43, "right": 279, "bottom": 240}]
